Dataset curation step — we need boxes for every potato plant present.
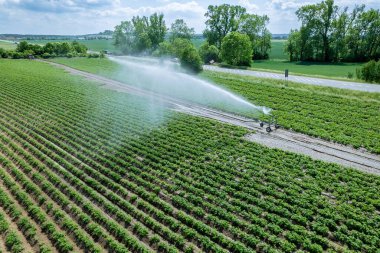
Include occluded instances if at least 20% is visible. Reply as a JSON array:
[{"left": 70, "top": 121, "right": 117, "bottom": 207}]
[{"left": 0, "top": 59, "right": 379, "bottom": 253}]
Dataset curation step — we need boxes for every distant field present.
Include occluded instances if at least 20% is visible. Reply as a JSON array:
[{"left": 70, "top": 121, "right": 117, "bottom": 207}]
[
  {"left": 0, "top": 40, "right": 16, "bottom": 50},
  {"left": 269, "top": 40, "right": 287, "bottom": 60},
  {"left": 251, "top": 60, "right": 364, "bottom": 79},
  {"left": 27, "top": 39, "right": 118, "bottom": 53}
]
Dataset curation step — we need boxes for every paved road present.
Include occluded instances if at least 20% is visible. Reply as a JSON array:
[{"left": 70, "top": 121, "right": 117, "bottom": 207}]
[{"left": 204, "top": 65, "right": 380, "bottom": 93}]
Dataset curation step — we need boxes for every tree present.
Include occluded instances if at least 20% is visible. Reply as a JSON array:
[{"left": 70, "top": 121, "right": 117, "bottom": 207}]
[
  {"left": 239, "top": 14, "right": 271, "bottom": 59},
  {"left": 199, "top": 42, "right": 219, "bottom": 63},
  {"left": 286, "top": 0, "right": 380, "bottom": 62},
  {"left": 132, "top": 16, "right": 151, "bottom": 52},
  {"left": 169, "top": 19, "right": 195, "bottom": 42},
  {"left": 113, "top": 21, "right": 136, "bottom": 54},
  {"left": 114, "top": 13, "right": 167, "bottom": 54},
  {"left": 285, "top": 29, "right": 301, "bottom": 61},
  {"left": 180, "top": 44, "right": 203, "bottom": 73},
  {"left": 148, "top": 13, "right": 167, "bottom": 49},
  {"left": 171, "top": 38, "right": 193, "bottom": 58},
  {"left": 220, "top": 32, "right": 252, "bottom": 66},
  {"left": 296, "top": 0, "right": 338, "bottom": 61},
  {"left": 204, "top": 4, "right": 246, "bottom": 48}
]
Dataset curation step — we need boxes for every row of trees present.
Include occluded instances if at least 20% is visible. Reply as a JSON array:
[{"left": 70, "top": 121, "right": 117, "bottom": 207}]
[
  {"left": 285, "top": 0, "right": 380, "bottom": 62},
  {"left": 113, "top": 5, "right": 272, "bottom": 69},
  {"left": 0, "top": 41, "right": 96, "bottom": 59},
  {"left": 114, "top": 15, "right": 203, "bottom": 72}
]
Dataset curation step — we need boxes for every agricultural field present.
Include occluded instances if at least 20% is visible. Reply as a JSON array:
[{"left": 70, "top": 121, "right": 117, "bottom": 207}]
[
  {"left": 50, "top": 57, "right": 380, "bottom": 154},
  {"left": 0, "top": 40, "right": 17, "bottom": 50},
  {"left": 268, "top": 40, "right": 288, "bottom": 60},
  {"left": 1, "top": 58, "right": 380, "bottom": 253}
]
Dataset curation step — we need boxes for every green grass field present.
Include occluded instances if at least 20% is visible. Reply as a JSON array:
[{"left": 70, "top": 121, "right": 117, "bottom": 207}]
[
  {"left": 254, "top": 40, "right": 365, "bottom": 79},
  {"left": 268, "top": 40, "right": 288, "bottom": 60},
  {"left": 0, "top": 40, "right": 17, "bottom": 50},
  {"left": 251, "top": 60, "right": 364, "bottom": 79},
  {"left": 1, "top": 58, "right": 380, "bottom": 253}
]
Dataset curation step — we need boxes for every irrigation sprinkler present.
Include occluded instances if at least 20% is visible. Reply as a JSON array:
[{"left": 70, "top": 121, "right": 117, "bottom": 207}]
[{"left": 260, "top": 114, "right": 280, "bottom": 133}]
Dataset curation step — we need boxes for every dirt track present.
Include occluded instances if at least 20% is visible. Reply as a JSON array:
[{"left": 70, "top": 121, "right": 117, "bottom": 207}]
[{"left": 45, "top": 60, "right": 380, "bottom": 175}]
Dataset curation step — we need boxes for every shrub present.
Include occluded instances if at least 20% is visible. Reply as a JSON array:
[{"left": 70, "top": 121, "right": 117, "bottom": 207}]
[
  {"left": 357, "top": 60, "right": 380, "bottom": 83},
  {"left": 0, "top": 48, "right": 9, "bottom": 58},
  {"left": 42, "top": 53, "right": 51, "bottom": 59},
  {"left": 220, "top": 32, "right": 252, "bottom": 66},
  {"left": 179, "top": 44, "right": 203, "bottom": 73},
  {"left": 199, "top": 42, "right": 219, "bottom": 63}
]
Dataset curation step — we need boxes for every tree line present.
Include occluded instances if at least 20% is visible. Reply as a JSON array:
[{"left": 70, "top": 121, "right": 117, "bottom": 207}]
[
  {"left": 0, "top": 41, "right": 102, "bottom": 59},
  {"left": 285, "top": 0, "right": 380, "bottom": 62},
  {"left": 113, "top": 4, "right": 272, "bottom": 70}
]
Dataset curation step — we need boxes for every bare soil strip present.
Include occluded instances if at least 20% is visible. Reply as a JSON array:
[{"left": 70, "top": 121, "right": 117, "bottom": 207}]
[{"left": 44, "top": 60, "right": 380, "bottom": 175}]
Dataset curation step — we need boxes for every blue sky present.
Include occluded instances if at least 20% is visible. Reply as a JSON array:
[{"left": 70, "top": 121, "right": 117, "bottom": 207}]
[{"left": 0, "top": 0, "right": 379, "bottom": 35}]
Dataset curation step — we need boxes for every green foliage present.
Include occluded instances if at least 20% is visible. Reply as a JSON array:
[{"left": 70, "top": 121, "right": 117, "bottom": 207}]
[
  {"left": 239, "top": 14, "right": 271, "bottom": 60},
  {"left": 220, "top": 32, "right": 252, "bottom": 66},
  {"left": 357, "top": 60, "right": 380, "bottom": 83},
  {"left": 0, "top": 40, "right": 89, "bottom": 58},
  {"left": 199, "top": 42, "right": 219, "bottom": 63},
  {"left": 287, "top": 0, "right": 380, "bottom": 62},
  {"left": 0, "top": 59, "right": 380, "bottom": 252},
  {"left": 204, "top": 4, "right": 246, "bottom": 48},
  {"left": 203, "top": 70, "right": 380, "bottom": 153},
  {"left": 113, "top": 13, "right": 167, "bottom": 55},
  {"left": 180, "top": 44, "right": 203, "bottom": 73},
  {"left": 169, "top": 19, "right": 195, "bottom": 42},
  {"left": 204, "top": 4, "right": 271, "bottom": 59}
]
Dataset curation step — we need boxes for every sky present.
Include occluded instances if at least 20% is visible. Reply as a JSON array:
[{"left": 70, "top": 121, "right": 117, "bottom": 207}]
[{"left": 0, "top": 0, "right": 379, "bottom": 35}]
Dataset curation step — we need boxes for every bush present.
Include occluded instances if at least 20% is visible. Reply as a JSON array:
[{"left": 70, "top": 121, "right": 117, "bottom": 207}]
[
  {"left": 220, "top": 32, "right": 252, "bottom": 66},
  {"left": 42, "top": 53, "right": 51, "bottom": 59},
  {"left": 199, "top": 42, "right": 219, "bottom": 63},
  {"left": 357, "top": 60, "right": 380, "bottom": 83},
  {"left": 156, "top": 41, "right": 173, "bottom": 57},
  {"left": 179, "top": 44, "right": 203, "bottom": 73},
  {"left": 0, "top": 48, "right": 9, "bottom": 58},
  {"left": 11, "top": 51, "right": 23, "bottom": 59}
]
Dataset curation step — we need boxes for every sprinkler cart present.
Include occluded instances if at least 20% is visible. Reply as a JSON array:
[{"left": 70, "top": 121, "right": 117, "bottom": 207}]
[{"left": 260, "top": 114, "right": 280, "bottom": 133}]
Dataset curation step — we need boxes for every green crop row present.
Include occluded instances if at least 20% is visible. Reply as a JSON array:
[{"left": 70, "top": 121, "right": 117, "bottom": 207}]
[{"left": 1, "top": 59, "right": 380, "bottom": 253}]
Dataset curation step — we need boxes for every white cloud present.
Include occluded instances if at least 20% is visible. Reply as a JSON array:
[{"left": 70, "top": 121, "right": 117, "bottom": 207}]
[{"left": 238, "top": 0, "right": 259, "bottom": 12}]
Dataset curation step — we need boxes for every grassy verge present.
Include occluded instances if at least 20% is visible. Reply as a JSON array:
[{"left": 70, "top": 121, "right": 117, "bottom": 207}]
[{"left": 250, "top": 60, "right": 364, "bottom": 80}]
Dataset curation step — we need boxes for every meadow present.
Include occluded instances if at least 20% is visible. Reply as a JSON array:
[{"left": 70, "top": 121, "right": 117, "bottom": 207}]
[
  {"left": 1, "top": 58, "right": 380, "bottom": 253},
  {"left": 0, "top": 40, "right": 16, "bottom": 50},
  {"left": 252, "top": 40, "right": 365, "bottom": 80},
  {"left": 51, "top": 57, "right": 380, "bottom": 154}
]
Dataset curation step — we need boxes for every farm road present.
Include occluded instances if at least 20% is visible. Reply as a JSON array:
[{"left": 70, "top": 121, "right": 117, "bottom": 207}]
[
  {"left": 204, "top": 65, "right": 380, "bottom": 93},
  {"left": 44, "top": 60, "right": 380, "bottom": 175}
]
